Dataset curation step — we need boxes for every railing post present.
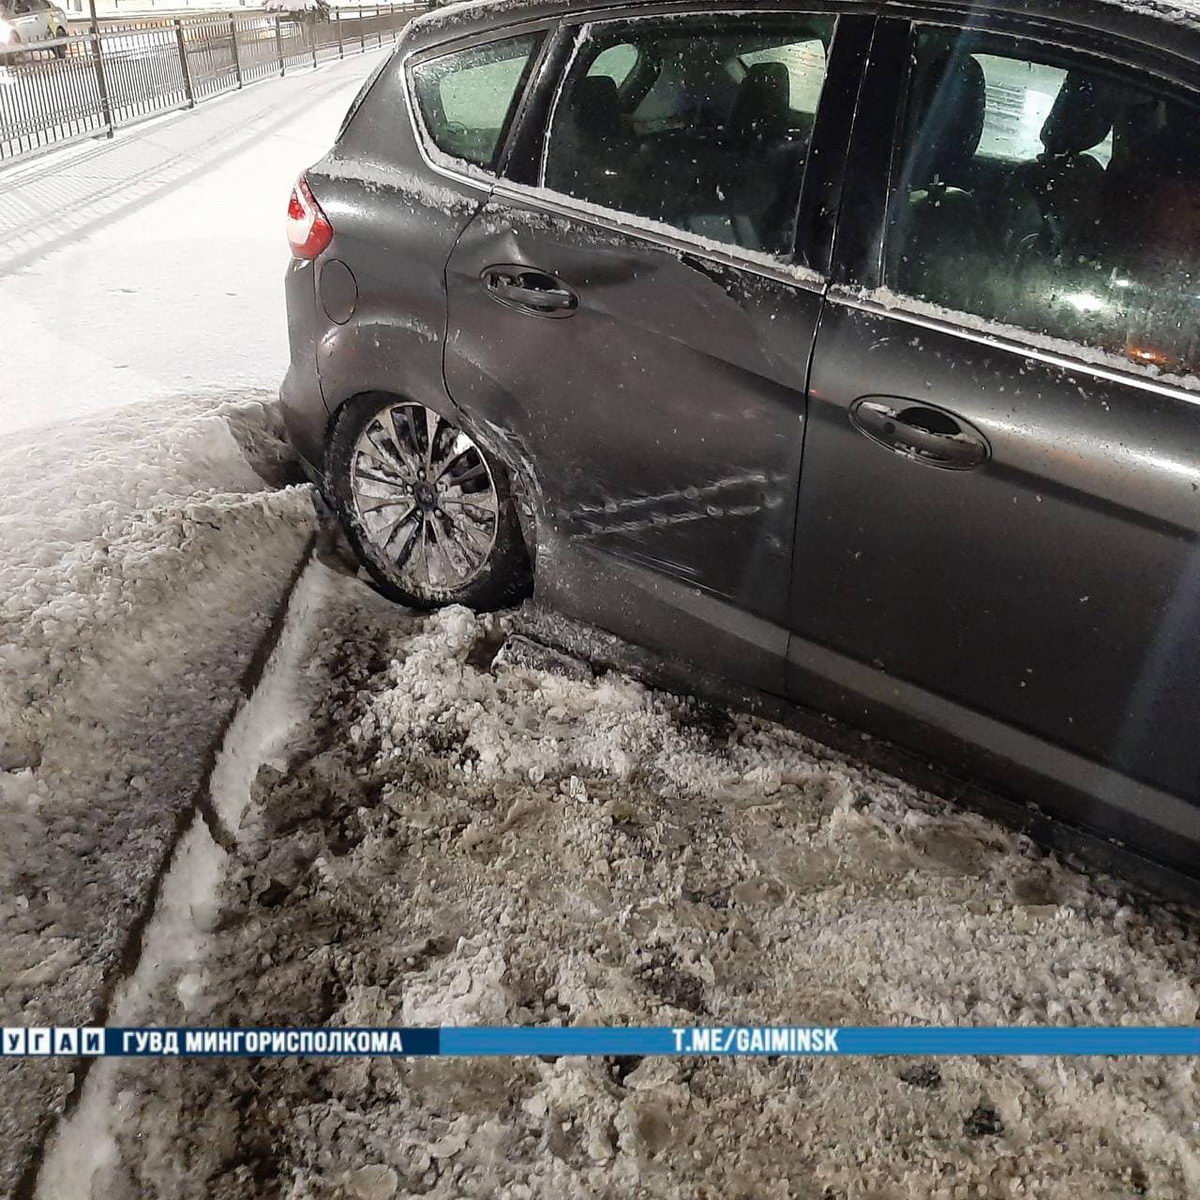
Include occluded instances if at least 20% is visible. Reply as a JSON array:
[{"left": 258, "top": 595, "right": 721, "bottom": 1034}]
[
  {"left": 375, "top": 5, "right": 381, "bottom": 47},
  {"left": 229, "top": 13, "right": 242, "bottom": 88},
  {"left": 358, "top": 5, "right": 365, "bottom": 53},
  {"left": 274, "top": 13, "right": 284, "bottom": 76},
  {"left": 91, "top": 28, "right": 114, "bottom": 138},
  {"left": 310, "top": 15, "right": 317, "bottom": 69},
  {"left": 335, "top": 6, "right": 342, "bottom": 59},
  {"left": 174, "top": 18, "right": 195, "bottom": 107}
]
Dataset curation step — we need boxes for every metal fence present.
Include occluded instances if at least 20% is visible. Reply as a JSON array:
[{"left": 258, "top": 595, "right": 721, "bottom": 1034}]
[{"left": 0, "top": 4, "right": 426, "bottom": 165}]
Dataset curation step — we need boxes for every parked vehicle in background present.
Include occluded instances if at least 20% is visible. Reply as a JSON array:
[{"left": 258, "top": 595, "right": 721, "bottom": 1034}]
[
  {"left": 281, "top": 0, "right": 1200, "bottom": 884},
  {"left": 0, "top": 0, "right": 68, "bottom": 56}
]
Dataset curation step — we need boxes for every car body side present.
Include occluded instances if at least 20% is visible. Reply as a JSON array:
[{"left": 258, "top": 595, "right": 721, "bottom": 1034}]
[{"left": 279, "top": 0, "right": 1200, "bottom": 880}]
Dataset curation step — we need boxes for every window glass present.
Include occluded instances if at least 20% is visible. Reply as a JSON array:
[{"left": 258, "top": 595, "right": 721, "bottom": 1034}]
[
  {"left": 411, "top": 34, "right": 541, "bottom": 171},
  {"left": 974, "top": 54, "right": 1112, "bottom": 166},
  {"left": 543, "top": 16, "right": 836, "bottom": 255},
  {"left": 886, "top": 31, "right": 1200, "bottom": 378}
]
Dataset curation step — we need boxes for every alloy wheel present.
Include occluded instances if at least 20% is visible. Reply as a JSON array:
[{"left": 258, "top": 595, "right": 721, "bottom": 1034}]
[{"left": 348, "top": 402, "right": 499, "bottom": 594}]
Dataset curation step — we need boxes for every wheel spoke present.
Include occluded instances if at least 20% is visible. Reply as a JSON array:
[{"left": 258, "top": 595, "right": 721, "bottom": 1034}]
[
  {"left": 386, "top": 408, "right": 425, "bottom": 476},
  {"left": 425, "top": 524, "right": 458, "bottom": 587},
  {"left": 445, "top": 459, "right": 489, "bottom": 490},
  {"left": 444, "top": 522, "right": 488, "bottom": 573},
  {"left": 384, "top": 508, "right": 422, "bottom": 564},
  {"left": 358, "top": 495, "right": 414, "bottom": 516},
  {"left": 355, "top": 467, "right": 409, "bottom": 490},
  {"left": 363, "top": 426, "right": 409, "bottom": 478},
  {"left": 432, "top": 433, "right": 474, "bottom": 483},
  {"left": 424, "top": 407, "right": 441, "bottom": 473},
  {"left": 439, "top": 490, "right": 499, "bottom": 516}
]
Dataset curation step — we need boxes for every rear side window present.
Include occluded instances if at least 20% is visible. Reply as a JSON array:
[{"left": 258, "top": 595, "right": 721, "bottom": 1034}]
[
  {"left": 411, "top": 33, "right": 541, "bottom": 171},
  {"left": 542, "top": 15, "right": 836, "bottom": 255},
  {"left": 885, "top": 30, "right": 1200, "bottom": 378}
]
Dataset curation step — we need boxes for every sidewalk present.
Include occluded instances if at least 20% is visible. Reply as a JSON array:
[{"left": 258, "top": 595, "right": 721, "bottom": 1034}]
[{"left": 0, "top": 47, "right": 389, "bottom": 433}]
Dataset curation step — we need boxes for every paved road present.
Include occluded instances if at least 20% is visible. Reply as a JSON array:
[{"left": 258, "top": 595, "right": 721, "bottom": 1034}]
[{"left": 0, "top": 47, "right": 389, "bottom": 431}]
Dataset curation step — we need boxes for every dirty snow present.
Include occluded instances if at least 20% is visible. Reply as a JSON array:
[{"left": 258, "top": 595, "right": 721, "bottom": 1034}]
[
  {"left": 0, "top": 397, "right": 316, "bottom": 1195},
  {"left": 72, "top": 573, "right": 1200, "bottom": 1200}
]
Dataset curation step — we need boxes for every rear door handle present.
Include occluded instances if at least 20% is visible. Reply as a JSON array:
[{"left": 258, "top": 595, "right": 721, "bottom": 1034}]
[
  {"left": 482, "top": 265, "right": 578, "bottom": 316},
  {"left": 850, "top": 398, "right": 989, "bottom": 470}
]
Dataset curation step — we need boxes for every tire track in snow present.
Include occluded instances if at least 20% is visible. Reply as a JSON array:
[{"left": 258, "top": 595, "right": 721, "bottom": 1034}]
[{"left": 24, "top": 548, "right": 329, "bottom": 1200}]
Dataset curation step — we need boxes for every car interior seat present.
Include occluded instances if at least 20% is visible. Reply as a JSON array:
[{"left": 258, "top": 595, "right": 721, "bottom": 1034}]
[
  {"left": 1012, "top": 70, "right": 1119, "bottom": 261},
  {"left": 550, "top": 74, "right": 631, "bottom": 208},
  {"left": 893, "top": 51, "right": 988, "bottom": 306},
  {"left": 725, "top": 61, "right": 810, "bottom": 251},
  {"left": 727, "top": 61, "right": 791, "bottom": 144}
]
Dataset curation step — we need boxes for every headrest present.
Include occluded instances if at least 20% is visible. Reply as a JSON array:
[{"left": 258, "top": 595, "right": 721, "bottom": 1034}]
[
  {"left": 1041, "top": 71, "right": 1118, "bottom": 156},
  {"left": 909, "top": 52, "right": 986, "bottom": 186},
  {"left": 729, "top": 62, "right": 791, "bottom": 144},
  {"left": 570, "top": 75, "right": 623, "bottom": 142}
]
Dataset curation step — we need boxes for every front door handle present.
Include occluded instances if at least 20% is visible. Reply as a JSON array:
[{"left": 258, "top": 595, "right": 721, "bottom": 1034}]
[
  {"left": 850, "top": 398, "right": 989, "bottom": 470},
  {"left": 482, "top": 265, "right": 578, "bottom": 316}
]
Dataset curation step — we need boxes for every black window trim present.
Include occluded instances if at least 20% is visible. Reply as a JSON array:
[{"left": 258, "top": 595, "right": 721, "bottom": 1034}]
[
  {"left": 831, "top": 8, "right": 1200, "bottom": 405},
  {"left": 493, "top": 1, "right": 874, "bottom": 289},
  {"left": 401, "top": 20, "right": 557, "bottom": 188}
]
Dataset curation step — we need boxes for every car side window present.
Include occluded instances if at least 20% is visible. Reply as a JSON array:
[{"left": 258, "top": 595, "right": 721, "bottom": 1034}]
[
  {"left": 885, "top": 29, "right": 1200, "bottom": 378},
  {"left": 542, "top": 15, "right": 836, "bottom": 255},
  {"left": 411, "top": 34, "right": 542, "bottom": 172}
]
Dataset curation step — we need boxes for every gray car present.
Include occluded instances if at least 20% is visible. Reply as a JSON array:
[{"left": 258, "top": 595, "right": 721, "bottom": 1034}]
[{"left": 280, "top": 0, "right": 1200, "bottom": 881}]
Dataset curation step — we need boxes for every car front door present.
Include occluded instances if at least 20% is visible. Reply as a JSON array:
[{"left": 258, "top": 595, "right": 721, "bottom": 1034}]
[
  {"left": 789, "top": 13, "right": 1200, "bottom": 869},
  {"left": 442, "top": 6, "right": 871, "bottom": 692}
]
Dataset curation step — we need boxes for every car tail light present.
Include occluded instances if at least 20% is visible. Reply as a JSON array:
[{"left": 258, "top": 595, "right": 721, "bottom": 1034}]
[{"left": 287, "top": 175, "right": 332, "bottom": 260}]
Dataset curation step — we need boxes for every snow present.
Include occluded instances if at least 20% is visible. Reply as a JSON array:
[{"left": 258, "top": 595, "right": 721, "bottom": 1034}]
[
  {"left": 0, "top": 395, "right": 316, "bottom": 1195},
  {"left": 0, "top": 49, "right": 399, "bottom": 1196},
  {"left": 61, "top": 583, "right": 1200, "bottom": 1199},
  {"left": 34, "top": 558, "right": 334, "bottom": 1200},
  {"left": 0, "top": 50, "right": 394, "bottom": 435}
]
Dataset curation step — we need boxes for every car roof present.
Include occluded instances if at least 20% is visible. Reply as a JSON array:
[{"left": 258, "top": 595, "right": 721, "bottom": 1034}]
[{"left": 405, "top": 0, "right": 1200, "bottom": 69}]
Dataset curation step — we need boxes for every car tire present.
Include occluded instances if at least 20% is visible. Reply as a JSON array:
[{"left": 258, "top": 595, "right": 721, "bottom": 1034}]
[
  {"left": 54, "top": 27, "right": 66, "bottom": 57},
  {"left": 326, "top": 393, "right": 532, "bottom": 611}
]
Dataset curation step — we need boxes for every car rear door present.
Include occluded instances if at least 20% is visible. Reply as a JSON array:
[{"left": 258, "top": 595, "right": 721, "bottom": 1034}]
[
  {"left": 788, "top": 10, "right": 1200, "bottom": 868},
  {"left": 441, "top": 5, "right": 872, "bottom": 693}
]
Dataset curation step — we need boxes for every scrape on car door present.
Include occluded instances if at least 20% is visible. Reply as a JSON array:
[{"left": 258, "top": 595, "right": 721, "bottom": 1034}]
[{"left": 442, "top": 6, "right": 870, "bottom": 692}]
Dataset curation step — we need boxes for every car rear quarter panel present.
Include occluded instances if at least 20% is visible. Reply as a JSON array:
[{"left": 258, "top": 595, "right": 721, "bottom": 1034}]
[{"left": 304, "top": 52, "right": 490, "bottom": 447}]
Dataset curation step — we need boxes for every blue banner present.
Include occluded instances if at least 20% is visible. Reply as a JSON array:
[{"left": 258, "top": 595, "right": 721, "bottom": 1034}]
[{"left": 2, "top": 1025, "right": 1199, "bottom": 1058}]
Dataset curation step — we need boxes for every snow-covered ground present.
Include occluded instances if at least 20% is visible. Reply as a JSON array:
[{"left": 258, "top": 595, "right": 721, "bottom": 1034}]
[
  {"left": 49, "top": 569, "right": 1200, "bottom": 1199},
  {"left": 0, "top": 50, "right": 392, "bottom": 1194},
  {"left": 0, "top": 396, "right": 315, "bottom": 1194}
]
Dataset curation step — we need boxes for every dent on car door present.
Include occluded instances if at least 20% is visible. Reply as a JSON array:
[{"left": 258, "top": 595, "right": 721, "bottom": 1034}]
[
  {"left": 313, "top": 30, "right": 546, "bottom": 425},
  {"left": 792, "top": 17, "right": 1200, "bottom": 870},
  {"left": 443, "top": 8, "right": 869, "bottom": 692}
]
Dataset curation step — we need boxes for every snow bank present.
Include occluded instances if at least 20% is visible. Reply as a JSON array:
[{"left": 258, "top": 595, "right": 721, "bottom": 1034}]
[
  {"left": 85, "top": 587, "right": 1200, "bottom": 1200},
  {"left": 0, "top": 395, "right": 316, "bottom": 1195}
]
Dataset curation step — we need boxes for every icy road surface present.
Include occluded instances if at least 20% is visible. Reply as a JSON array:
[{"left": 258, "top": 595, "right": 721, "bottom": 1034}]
[
  {"left": 0, "top": 49, "right": 394, "bottom": 433},
  {"left": 46, "top": 562, "right": 1200, "bottom": 1200}
]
